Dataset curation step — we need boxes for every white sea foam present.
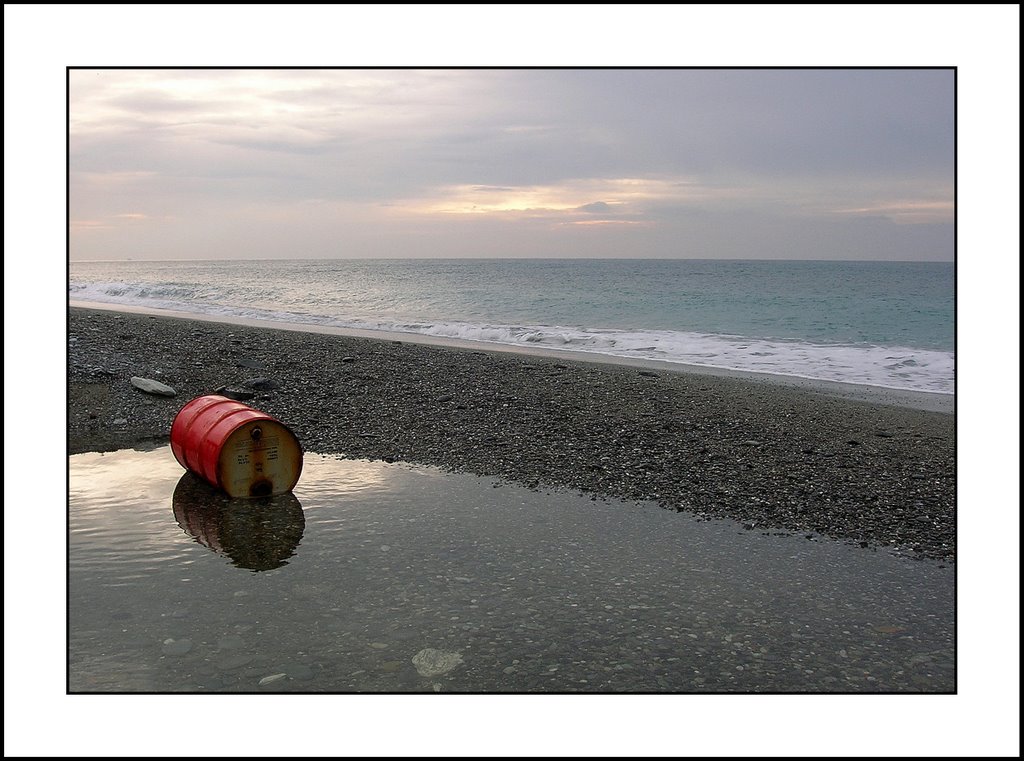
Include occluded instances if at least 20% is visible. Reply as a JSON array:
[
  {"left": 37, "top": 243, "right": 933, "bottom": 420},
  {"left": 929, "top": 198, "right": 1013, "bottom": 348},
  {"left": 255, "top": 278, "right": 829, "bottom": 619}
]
[
  {"left": 387, "top": 321, "right": 953, "bottom": 393},
  {"left": 69, "top": 279, "right": 954, "bottom": 394}
]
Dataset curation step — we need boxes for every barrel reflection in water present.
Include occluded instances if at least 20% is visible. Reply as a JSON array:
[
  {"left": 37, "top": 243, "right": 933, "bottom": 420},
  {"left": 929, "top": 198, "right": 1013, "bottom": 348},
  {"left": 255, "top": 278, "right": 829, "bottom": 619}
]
[{"left": 172, "top": 471, "right": 305, "bottom": 572}]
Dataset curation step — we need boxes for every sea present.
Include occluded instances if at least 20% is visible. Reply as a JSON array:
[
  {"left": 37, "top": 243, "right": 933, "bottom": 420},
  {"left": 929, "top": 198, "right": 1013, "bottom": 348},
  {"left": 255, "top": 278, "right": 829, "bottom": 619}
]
[{"left": 69, "top": 258, "right": 954, "bottom": 394}]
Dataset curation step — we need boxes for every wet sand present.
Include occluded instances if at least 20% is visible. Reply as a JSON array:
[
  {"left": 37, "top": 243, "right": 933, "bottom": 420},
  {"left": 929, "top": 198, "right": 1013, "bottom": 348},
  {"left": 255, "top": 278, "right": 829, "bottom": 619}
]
[{"left": 68, "top": 305, "right": 955, "bottom": 560}]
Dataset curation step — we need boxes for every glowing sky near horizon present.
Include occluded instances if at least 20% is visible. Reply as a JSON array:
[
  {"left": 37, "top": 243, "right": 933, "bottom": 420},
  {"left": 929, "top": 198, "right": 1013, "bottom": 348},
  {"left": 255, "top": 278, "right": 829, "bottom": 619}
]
[{"left": 69, "top": 68, "right": 954, "bottom": 261}]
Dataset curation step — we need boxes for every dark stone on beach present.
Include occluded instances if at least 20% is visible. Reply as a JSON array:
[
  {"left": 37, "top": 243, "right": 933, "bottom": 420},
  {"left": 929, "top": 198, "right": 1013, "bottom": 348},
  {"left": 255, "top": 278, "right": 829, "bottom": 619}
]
[
  {"left": 342, "top": 356, "right": 356, "bottom": 363},
  {"left": 436, "top": 394, "right": 454, "bottom": 403},
  {"left": 638, "top": 370, "right": 658, "bottom": 378},
  {"left": 244, "top": 377, "right": 281, "bottom": 391},
  {"left": 217, "top": 387, "right": 256, "bottom": 401}
]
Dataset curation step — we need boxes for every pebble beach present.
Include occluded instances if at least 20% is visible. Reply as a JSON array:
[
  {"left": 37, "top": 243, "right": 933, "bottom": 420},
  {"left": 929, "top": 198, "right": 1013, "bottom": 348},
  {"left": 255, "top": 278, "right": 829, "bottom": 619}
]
[{"left": 68, "top": 306, "right": 955, "bottom": 561}]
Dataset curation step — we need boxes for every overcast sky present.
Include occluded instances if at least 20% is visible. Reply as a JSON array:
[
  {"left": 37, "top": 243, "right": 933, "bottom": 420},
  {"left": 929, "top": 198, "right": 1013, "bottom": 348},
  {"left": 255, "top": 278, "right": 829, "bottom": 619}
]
[{"left": 70, "top": 68, "right": 954, "bottom": 261}]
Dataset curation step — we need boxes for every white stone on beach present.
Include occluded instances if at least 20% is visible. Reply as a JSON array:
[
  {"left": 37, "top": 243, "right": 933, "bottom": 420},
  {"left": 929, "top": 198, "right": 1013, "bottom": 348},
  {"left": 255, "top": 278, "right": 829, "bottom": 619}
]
[
  {"left": 131, "top": 376, "right": 176, "bottom": 397},
  {"left": 412, "top": 648, "right": 464, "bottom": 677}
]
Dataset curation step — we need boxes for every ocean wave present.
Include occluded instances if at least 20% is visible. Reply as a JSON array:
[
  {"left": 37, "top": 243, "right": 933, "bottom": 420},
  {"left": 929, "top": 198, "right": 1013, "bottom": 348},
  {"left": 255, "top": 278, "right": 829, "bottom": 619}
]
[
  {"left": 396, "top": 321, "right": 954, "bottom": 393},
  {"left": 69, "top": 279, "right": 954, "bottom": 394}
]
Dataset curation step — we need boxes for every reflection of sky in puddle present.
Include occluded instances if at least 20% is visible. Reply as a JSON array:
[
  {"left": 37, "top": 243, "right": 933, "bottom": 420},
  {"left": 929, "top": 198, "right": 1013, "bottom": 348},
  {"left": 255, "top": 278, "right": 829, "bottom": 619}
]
[
  {"left": 70, "top": 451, "right": 393, "bottom": 577},
  {"left": 71, "top": 450, "right": 392, "bottom": 507},
  {"left": 69, "top": 447, "right": 954, "bottom": 693}
]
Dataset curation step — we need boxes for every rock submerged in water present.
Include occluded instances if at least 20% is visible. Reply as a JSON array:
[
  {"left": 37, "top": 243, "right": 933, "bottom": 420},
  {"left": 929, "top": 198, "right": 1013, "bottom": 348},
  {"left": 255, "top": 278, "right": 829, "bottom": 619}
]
[
  {"left": 161, "top": 637, "right": 192, "bottom": 656},
  {"left": 130, "top": 376, "right": 176, "bottom": 397},
  {"left": 411, "top": 648, "right": 464, "bottom": 677}
]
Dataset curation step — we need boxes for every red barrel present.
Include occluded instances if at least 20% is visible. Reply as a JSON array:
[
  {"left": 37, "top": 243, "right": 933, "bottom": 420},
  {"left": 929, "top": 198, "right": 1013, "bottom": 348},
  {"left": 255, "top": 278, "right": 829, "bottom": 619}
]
[{"left": 170, "top": 395, "right": 303, "bottom": 498}]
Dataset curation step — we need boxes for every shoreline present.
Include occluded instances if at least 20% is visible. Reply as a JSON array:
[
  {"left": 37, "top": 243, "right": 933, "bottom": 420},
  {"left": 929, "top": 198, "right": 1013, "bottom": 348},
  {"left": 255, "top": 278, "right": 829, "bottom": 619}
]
[
  {"left": 70, "top": 299, "right": 953, "bottom": 414},
  {"left": 68, "top": 305, "right": 956, "bottom": 560}
]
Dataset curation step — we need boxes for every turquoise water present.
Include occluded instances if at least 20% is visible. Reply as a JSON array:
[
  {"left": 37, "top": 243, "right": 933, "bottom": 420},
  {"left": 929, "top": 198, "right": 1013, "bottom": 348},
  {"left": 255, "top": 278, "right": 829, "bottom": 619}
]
[{"left": 70, "top": 258, "right": 954, "bottom": 392}]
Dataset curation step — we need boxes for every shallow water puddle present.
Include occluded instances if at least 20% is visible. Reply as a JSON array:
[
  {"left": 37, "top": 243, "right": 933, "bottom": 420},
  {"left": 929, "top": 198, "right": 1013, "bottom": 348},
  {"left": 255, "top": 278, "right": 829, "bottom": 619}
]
[{"left": 70, "top": 448, "right": 954, "bottom": 692}]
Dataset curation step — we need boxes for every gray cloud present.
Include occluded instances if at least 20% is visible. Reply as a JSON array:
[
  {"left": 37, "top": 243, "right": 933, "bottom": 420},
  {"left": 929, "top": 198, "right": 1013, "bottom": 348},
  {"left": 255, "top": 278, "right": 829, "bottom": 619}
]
[
  {"left": 69, "top": 69, "right": 954, "bottom": 261},
  {"left": 105, "top": 91, "right": 210, "bottom": 114}
]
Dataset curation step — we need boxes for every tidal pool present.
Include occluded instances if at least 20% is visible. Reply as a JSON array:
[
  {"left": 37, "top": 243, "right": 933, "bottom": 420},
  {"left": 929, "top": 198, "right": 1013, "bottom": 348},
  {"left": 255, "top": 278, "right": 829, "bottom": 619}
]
[{"left": 69, "top": 448, "right": 954, "bottom": 692}]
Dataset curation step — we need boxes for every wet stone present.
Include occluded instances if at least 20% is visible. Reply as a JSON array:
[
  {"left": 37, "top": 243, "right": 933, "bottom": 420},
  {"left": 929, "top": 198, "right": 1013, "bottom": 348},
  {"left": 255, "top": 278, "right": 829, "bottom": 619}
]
[
  {"left": 412, "top": 648, "right": 464, "bottom": 677},
  {"left": 217, "top": 635, "right": 246, "bottom": 651},
  {"left": 279, "top": 662, "right": 315, "bottom": 681},
  {"left": 161, "top": 638, "right": 193, "bottom": 656},
  {"left": 192, "top": 673, "right": 224, "bottom": 689},
  {"left": 218, "top": 654, "right": 256, "bottom": 671}
]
